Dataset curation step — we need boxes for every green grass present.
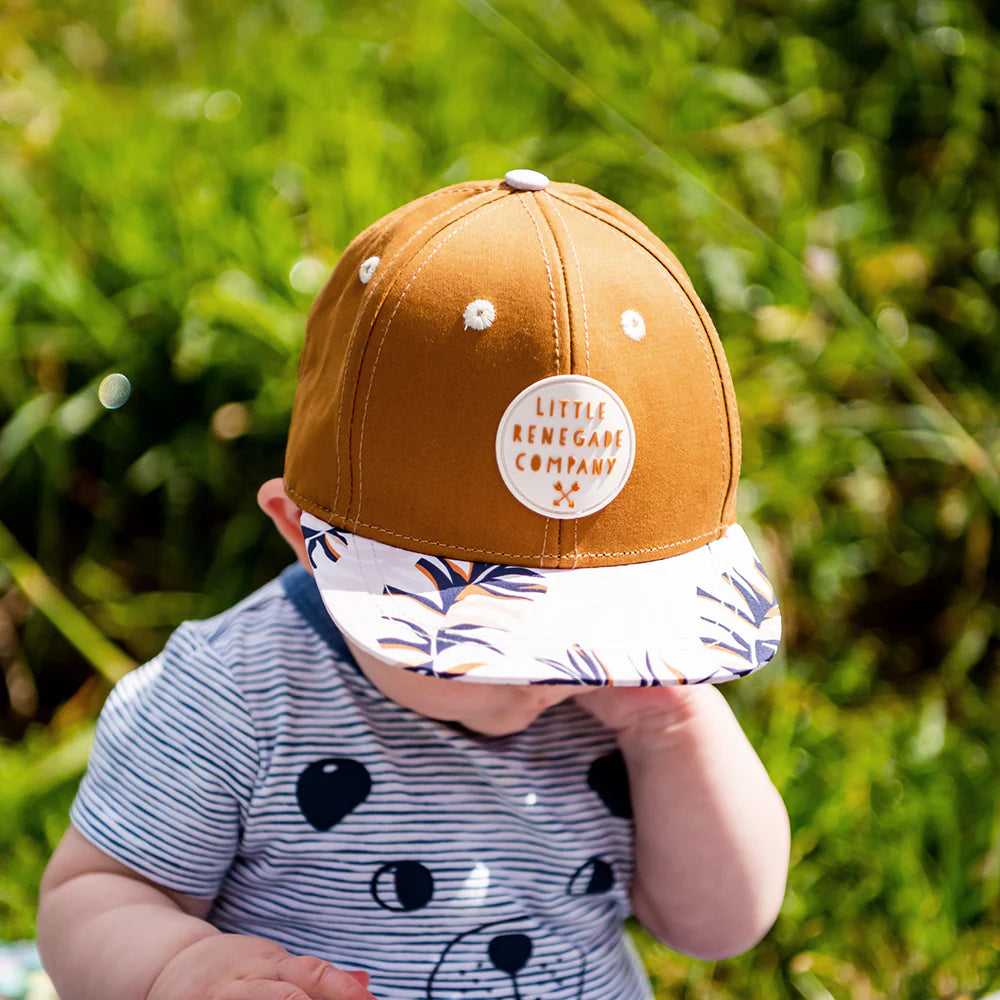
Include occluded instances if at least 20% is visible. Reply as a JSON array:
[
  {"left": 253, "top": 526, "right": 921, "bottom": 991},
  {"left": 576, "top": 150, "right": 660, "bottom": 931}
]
[{"left": 1, "top": 0, "right": 999, "bottom": 997}]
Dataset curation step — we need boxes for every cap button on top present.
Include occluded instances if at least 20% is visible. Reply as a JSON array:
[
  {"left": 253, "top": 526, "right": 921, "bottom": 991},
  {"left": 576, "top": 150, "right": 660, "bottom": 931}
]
[{"left": 504, "top": 169, "right": 549, "bottom": 191}]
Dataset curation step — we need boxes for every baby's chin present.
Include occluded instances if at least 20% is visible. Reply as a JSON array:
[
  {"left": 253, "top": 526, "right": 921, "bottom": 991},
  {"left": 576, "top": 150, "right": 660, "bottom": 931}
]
[
  {"left": 464, "top": 720, "right": 532, "bottom": 738},
  {"left": 450, "top": 704, "right": 554, "bottom": 738}
]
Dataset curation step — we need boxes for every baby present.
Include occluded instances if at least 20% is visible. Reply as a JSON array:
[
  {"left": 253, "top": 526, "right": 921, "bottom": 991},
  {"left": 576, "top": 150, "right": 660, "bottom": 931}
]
[{"left": 37, "top": 170, "right": 790, "bottom": 1000}]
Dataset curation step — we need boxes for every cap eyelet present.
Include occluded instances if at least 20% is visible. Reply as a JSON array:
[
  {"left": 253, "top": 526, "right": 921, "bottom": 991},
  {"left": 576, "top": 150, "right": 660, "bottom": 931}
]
[
  {"left": 463, "top": 299, "right": 496, "bottom": 330},
  {"left": 621, "top": 310, "right": 645, "bottom": 341},
  {"left": 359, "top": 256, "right": 380, "bottom": 284}
]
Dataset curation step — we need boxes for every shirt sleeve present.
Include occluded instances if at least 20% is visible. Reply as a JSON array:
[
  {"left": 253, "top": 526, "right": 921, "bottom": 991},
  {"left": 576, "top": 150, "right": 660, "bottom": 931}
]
[{"left": 70, "top": 621, "right": 259, "bottom": 899}]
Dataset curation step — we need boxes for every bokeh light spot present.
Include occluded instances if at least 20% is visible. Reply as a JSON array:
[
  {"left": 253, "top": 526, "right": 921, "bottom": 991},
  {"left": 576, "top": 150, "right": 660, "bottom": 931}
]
[
  {"left": 289, "top": 258, "right": 327, "bottom": 294},
  {"left": 98, "top": 373, "right": 132, "bottom": 409},
  {"left": 877, "top": 306, "right": 909, "bottom": 345},
  {"left": 932, "top": 26, "right": 965, "bottom": 55},
  {"left": 204, "top": 90, "right": 241, "bottom": 122},
  {"left": 832, "top": 149, "right": 865, "bottom": 185},
  {"left": 211, "top": 402, "right": 250, "bottom": 440}
]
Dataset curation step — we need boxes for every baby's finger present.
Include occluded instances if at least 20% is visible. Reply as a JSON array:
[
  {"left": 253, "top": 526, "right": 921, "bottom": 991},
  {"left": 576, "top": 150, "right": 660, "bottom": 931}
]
[
  {"left": 219, "top": 979, "right": 314, "bottom": 1000},
  {"left": 345, "top": 971, "right": 370, "bottom": 988},
  {"left": 276, "top": 954, "right": 377, "bottom": 999}
]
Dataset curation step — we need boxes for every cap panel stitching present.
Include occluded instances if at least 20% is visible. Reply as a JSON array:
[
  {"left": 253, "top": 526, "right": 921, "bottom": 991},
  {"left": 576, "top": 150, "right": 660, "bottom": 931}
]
[
  {"left": 549, "top": 185, "right": 665, "bottom": 249},
  {"left": 354, "top": 197, "right": 509, "bottom": 527},
  {"left": 517, "top": 198, "right": 560, "bottom": 372},
  {"left": 336, "top": 188, "right": 500, "bottom": 510},
  {"left": 541, "top": 193, "right": 588, "bottom": 567},
  {"left": 552, "top": 192, "right": 729, "bottom": 516},
  {"left": 288, "top": 481, "right": 727, "bottom": 558},
  {"left": 339, "top": 518, "right": 723, "bottom": 558},
  {"left": 420, "top": 184, "right": 495, "bottom": 196},
  {"left": 548, "top": 189, "right": 718, "bottom": 331},
  {"left": 341, "top": 184, "right": 495, "bottom": 255},
  {"left": 518, "top": 197, "right": 565, "bottom": 560},
  {"left": 545, "top": 194, "right": 590, "bottom": 377},
  {"left": 333, "top": 187, "right": 502, "bottom": 511},
  {"left": 538, "top": 196, "right": 573, "bottom": 372},
  {"left": 610, "top": 223, "right": 727, "bottom": 505}
]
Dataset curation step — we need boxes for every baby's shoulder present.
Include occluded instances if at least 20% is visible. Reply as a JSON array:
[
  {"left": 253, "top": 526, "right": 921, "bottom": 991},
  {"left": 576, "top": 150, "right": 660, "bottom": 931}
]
[
  {"left": 195, "top": 572, "right": 296, "bottom": 644},
  {"left": 173, "top": 567, "right": 346, "bottom": 692}
]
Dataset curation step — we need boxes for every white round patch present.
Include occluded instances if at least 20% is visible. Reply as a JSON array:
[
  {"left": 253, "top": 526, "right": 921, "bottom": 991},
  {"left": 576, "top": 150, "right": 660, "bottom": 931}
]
[
  {"left": 359, "top": 256, "right": 380, "bottom": 284},
  {"left": 495, "top": 376, "right": 636, "bottom": 520},
  {"left": 463, "top": 299, "right": 495, "bottom": 330},
  {"left": 621, "top": 309, "right": 645, "bottom": 341}
]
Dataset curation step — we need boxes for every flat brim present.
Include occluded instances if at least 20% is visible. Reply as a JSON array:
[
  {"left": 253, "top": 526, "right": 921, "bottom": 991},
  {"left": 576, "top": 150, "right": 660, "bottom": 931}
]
[{"left": 302, "top": 512, "right": 781, "bottom": 686}]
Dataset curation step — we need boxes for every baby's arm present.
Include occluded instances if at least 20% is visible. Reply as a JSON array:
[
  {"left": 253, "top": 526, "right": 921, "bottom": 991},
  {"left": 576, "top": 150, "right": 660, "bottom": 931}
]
[
  {"left": 38, "top": 825, "right": 375, "bottom": 1000},
  {"left": 576, "top": 684, "right": 789, "bottom": 960}
]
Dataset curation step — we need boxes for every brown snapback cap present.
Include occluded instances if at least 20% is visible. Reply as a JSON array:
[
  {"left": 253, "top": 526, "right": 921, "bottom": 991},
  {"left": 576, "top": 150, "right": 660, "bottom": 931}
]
[{"left": 285, "top": 170, "right": 780, "bottom": 686}]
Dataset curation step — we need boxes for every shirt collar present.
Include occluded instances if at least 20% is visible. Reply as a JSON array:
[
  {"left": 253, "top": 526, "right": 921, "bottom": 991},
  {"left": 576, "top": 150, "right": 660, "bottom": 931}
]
[{"left": 279, "top": 562, "right": 362, "bottom": 675}]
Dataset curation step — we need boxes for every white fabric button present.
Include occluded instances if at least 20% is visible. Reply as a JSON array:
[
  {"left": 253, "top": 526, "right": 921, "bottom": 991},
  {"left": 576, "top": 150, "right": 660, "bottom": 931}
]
[{"left": 504, "top": 169, "right": 549, "bottom": 191}]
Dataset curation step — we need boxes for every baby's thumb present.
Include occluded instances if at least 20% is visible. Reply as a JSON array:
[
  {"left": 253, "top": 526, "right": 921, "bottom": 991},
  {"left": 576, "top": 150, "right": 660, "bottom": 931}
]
[{"left": 345, "top": 970, "right": 370, "bottom": 988}]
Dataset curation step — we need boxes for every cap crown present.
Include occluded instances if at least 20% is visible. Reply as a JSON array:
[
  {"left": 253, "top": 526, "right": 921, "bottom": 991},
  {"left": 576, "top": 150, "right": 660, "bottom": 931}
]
[{"left": 285, "top": 179, "right": 741, "bottom": 569}]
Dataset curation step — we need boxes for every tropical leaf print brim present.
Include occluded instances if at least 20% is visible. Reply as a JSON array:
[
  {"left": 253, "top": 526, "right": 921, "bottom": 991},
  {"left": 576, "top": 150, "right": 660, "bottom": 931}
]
[{"left": 301, "top": 512, "right": 782, "bottom": 687}]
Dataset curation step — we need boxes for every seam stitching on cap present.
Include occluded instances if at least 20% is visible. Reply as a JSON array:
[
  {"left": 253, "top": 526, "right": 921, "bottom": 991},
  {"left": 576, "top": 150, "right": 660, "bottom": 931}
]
[
  {"left": 544, "top": 199, "right": 572, "bottom": 372},
  {"left": 287, "top": 484, "right": 727, "bottom": 558},
  {"left": 546, "top": 194, "right": 590, "bottom": 377},
  {"left": 543, "top": 194, "right": 586, "bottom": 566},
  {"left": 345, "top": 186, "right": 496, "bottom": 250},
  {"left": 354, "top": 197, "right": 509, "bottom": 528},
  {"left": 554, "top": 193, "right": 728, "bottom": 505},
  {"left": 423, "top": 185, "right": 494, "bottom": 197},
  {"left": 518, "top": 198, "right": 563, "bottom": 560},
  {"left": 337, "top": 189, "right": 500, "bottom": 509},
  {"left": 549, "top": 190, "right": 710, "bottom": 317},
  {"left": 334, "top": 187, "right": 502, "bottom": 511},
  {"left": 517, "top": 198, "right": 559, "bottom": 372}
]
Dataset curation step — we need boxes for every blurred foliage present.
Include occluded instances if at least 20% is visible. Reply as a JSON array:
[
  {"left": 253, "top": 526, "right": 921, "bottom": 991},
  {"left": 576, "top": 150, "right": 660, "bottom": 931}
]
[{"left": 1, "top": 0, "right": 999, "bottom": 996}]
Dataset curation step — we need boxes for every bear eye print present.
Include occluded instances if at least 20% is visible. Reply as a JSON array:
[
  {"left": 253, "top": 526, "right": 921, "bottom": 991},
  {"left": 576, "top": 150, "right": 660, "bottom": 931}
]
[
  {"left": 371, "top": 861, "right": 435, "bottom": 912},
  {"left": 567, "top": 856, "right": 615, "bottom": 896}
]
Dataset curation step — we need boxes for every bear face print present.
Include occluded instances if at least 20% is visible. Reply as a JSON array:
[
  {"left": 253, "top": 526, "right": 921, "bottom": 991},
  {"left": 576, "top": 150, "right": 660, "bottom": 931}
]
[{"left": 291, "top": 751, "right": 633, "bottom": 999}]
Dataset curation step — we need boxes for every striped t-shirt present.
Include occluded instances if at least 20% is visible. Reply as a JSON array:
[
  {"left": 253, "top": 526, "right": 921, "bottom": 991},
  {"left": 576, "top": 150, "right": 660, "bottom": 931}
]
[{"left": 72, "top": 564, "right": 653, "bottom": 1000}]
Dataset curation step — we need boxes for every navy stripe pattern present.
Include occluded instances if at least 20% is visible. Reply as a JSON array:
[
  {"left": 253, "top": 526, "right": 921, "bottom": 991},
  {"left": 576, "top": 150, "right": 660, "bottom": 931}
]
[{"left": 72, "top": 565, "right": 653, "bottom": 1000}]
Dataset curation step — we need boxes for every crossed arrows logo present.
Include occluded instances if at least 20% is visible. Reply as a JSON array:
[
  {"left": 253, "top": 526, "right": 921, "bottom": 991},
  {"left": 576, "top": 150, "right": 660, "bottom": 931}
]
[{"left": 552, "top": 480, "right": 580, "bottom": 508}]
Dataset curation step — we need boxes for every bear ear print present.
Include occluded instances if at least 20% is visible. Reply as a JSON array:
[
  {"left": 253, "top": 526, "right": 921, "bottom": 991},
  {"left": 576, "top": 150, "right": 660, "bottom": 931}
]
[
  {"left": 371, "top": 861, "right": 435, "bottom": 912},
  {"left": 296, "top": 758, "right": 372, "bottom": 831},
  {"left": 568, "top": 856, "right": 615, "bottom": 896},
  {"left": 587, "top": 750, "right": 633, "bottom": 819}
]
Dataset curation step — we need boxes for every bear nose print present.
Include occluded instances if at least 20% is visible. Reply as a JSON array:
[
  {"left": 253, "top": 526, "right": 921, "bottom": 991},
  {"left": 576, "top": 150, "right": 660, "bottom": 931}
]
[{"left": 488, "top": 933, "right": 532, "bottom": 976}]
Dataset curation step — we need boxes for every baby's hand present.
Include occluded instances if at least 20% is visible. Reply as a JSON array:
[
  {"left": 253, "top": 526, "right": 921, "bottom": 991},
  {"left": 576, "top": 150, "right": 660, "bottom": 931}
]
[
  {"left": 574, "top": 683, "right": 720, "bottom": 756},
  {"left": 147, "top": 932, "right": 376, "bottom": 1000}
]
